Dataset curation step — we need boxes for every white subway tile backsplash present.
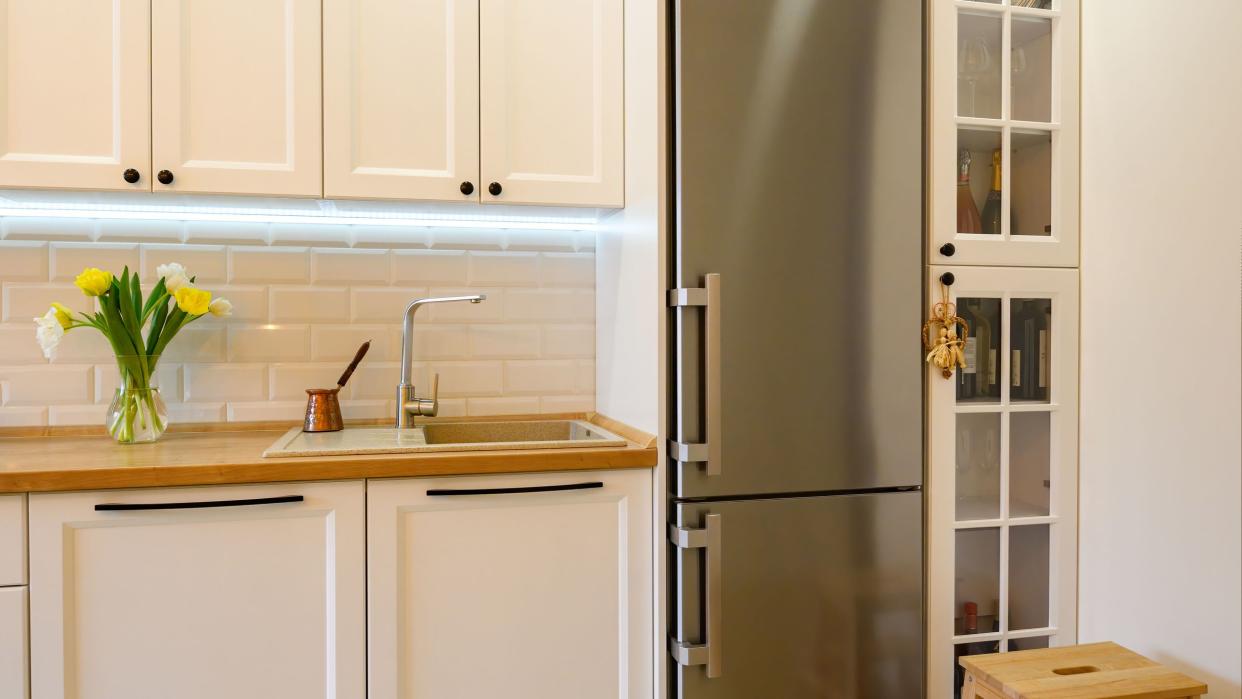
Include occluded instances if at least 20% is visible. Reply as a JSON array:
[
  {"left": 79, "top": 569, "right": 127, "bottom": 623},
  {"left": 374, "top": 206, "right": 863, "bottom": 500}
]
[
  {"left": 0, "top": 365, "right": 92, "bottom": 405},
  {"left": 49, "top": 404, "right": 109, "bottom": 426},
  {"left": 269, "top": 287, "right": 350, "bottom": 323},
  {"left": 313, "top": 249, "right": 390, "bottom": 285},
  {"left": 0, "top": 405, "right": 48, "bottom": 426},
  {"left": 505, "top": 289, "right": 594, "bottom": 322},
  {"left": 0, "top": 242, "right": 49, "bottom": 281},
  {"left": 350, "top": 287, "right": 428, "bottom": 322},
  {"left": 185, "top": 364, "right": 267, "bottom": 402},
  {"left": 539, "top": 395, "right": 594, "bottom": 414},
  {"left": 466, "top": 396, "right": 541, "bottom": 416},
  {"left": 2, "top": 218, "right": 94, "bottom": 242},
  {"left": 503, "top": 360, "right": 578, "bottom": 395},
  {"left": 3, "top": 283, "right": 94, "bottom": 322},
  {"left": 540, "top": 253, "right": 595, "bottom": 287},
  {"left": 470, "top": 325, "right": 541, "bottom": 359},
  {"left": 270, "top": 363, "right": 342, "bottom": 400},
  {"left": 0, "top": 237, "right": 596, "bottom": 426},
  {"left": 51, "top": 243, "right": 140, "bottom": 281},
  {"left": 468, "top": 252, "right": 539, "bottom": 286},
  {"left": 391, "top": 250, "right": 468, "bottom": 286},
  {"left": 228, "top": 325, "right": 309, "bottom": 362},
  {"left": 141, "top": 245, "right": 228, "bottom": 284},
  {"left": 230, "top": 248, "right": 309, "bottom": 283},
  {"left": 312, "top": 325, "right": 391, "bottom": 362},
  {"left": 541, "top": 325, "right": 595, "bottom": 358}
]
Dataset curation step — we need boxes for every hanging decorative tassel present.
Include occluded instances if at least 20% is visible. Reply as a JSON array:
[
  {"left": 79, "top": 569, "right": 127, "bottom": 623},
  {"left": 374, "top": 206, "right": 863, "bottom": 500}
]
[{"left": 922, "top": 282, "right": 969, "bottom": 379}]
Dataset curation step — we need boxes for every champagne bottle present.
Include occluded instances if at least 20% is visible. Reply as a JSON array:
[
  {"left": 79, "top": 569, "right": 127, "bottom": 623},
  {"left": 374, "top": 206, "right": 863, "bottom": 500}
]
[
  {"left": 957, "top": 150, "right": 982, "bottom": 234},
  {"left": 980, "top": 149, "right": 1002, "bottom": 235}
]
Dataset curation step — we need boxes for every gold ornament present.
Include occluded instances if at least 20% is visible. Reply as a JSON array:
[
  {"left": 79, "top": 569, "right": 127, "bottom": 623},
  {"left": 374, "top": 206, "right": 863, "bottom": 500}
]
[{"left": 922, "top": 283, "right": 969, "bottom": 379}]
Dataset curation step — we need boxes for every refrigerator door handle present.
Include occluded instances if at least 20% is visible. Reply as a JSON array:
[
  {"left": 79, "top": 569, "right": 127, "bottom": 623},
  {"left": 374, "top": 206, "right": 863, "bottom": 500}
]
[
  {"left": 668, "top": 272, "right": 722, "bottom": 476},
  {"left": 669, "top": 513, "right": 722, "bottom": 678}
]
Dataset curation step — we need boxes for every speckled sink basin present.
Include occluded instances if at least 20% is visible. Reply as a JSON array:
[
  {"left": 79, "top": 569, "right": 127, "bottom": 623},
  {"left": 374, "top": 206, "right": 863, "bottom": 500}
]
[{"left": 263, "top": 419, "right": 627, "bottom": 458}]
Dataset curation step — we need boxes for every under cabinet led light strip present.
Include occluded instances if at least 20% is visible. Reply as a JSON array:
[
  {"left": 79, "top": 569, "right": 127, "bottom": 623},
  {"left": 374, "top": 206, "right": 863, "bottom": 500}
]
[{"left": 0, "top": 205, "right": 600, "bottom": 231}]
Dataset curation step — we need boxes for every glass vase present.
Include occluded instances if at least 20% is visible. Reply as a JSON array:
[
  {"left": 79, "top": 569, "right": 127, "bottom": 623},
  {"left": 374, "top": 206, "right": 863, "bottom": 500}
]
[{"left": 106, "top": 354, "right": 167, "bottom": 444}]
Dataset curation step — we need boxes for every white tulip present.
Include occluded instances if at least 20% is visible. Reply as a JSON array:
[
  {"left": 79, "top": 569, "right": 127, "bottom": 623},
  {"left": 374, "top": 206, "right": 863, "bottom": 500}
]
[
  {"left": 208, "top": 297, "right": 233, "bottom": 317},
  {"left": 156, "top": 262, "right": 191, "bottom": 293},
  {"left": 34, "top": 308, "right": 65, "bottom": 360}
]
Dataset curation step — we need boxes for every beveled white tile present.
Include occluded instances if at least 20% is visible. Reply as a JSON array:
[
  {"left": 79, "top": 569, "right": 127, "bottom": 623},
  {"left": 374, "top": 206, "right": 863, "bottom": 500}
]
[
  {"left": 466, "top": 396, "right": 541, "bottom": 416},
  {"left": 228, "top": 325, "right": 309, "bottom": 362},
  {"left": 50, "top": 327, "right": 115, "bottom": 364},
  {"left": 166, "top": 402, "right": 227, "bottom": 423},
  {"left": 425, "top": 361, "right": 503, "bottom": 397},
  {"left": 96, "top": 220, "right": 184, "bottom": 244},
  {"left": 503, "top": 360, "right": 577, "bottom": 394},
  {"left": 0, "top": 242, "right": 49, "bottom": 281},
  {"left": 350, "top": 287, "right": 428, "bottom": 322},
  {"left": 227, "top": 400, "right": 304, "bottom": 422},
  {"left": 0, "top": 405, "right": 48, "bottom": 426},
  {"left": 185, "top": 222, "right": 270, "bottom": 245},
  {"left": 339, "top": 399, "right": 391, "bottom": 420},
  {"left": 0, "top": 325, "right": 46, "bottom": 363},
  {"left": 229, "top": 248, "right": 309, "bottom": 283},
  {"left": 313, "top": 249, "right": 390, "bottom": 285},
  {"left": 468, "top": 252, "right": 539, "bottom": 286},
  {"left": 2, "top": 283, "right": 94, "bottom": 322},
  {"left": 469, "top": 325, "right": 541, "bottom": 358},
  {"left": 540, "top": 253, "right": 595, "bottom": 287},
  {"left": 159, "top": 327, "right": 226, "bottom": 363},
  {"left": 0, "top": 364, "right": 92, "bottom": 405},
  {"left": 504, "top": 289, "right": 594, "bottom": 322},
  {"left": 347, "top": 362, "right": 404, "bottom": 400},
  {"left": 413, "top": 325, "right": 470, "bottom": 360},
  {"left": 541, "top": 325, "right": 595, "bottom": 358},
  {"left": 539, "top": 395, "right": 594, "bottom": 414},
  {"left": 269, "top": 287, "right": 350, "bottom": 323},
  {"left": 49, "top": 404, "right": 109, "bottom": 426},
  {"left": 140, "top": 244, "right": 227, "bottom": 283},
  {"left": 198, "top": 286, "right": 267, "bottom": 323},
  {"left": 184, "top": 364, "right": 267, "bottom": 402},
  {"left": 270, "top": 364, "right": 342, "bottom": 400},
  {"left": 576, "top": 360, "right": 595, "bottom": 393},
  {"left": 312, "top": 325, "right": 391, "bottom": 361},
  {"left": 2, "top": 218, "right": 94, "bottom": 242},
  {"left": 424, "top": 288, "right": 504, "bottom": 322},
  {"left": 50, "top": 243, "right": 140, "bottom": 281},
  {"left": 391, "top": 250, "right": 468, "bottom": 286}
]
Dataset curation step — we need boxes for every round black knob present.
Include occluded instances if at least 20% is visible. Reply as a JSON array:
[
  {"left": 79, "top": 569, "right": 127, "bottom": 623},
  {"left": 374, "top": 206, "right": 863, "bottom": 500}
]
[
  {"left": 488, "top": 182, "right": 502, "bottom": 196},
  {"left": 156, "top": 170, "right": 174, "bottom": 185},
  {"left": 123, "top": 168, "right": 140, "bottom": 184},
  {"left": 460, "top": 181, "right": 475, "bottom": 195},
  {"left": 940, "top": 272, "right": 955, "bottom": 286},
  {"left": 939, "top": 243, "right": 956, "bottom": 257}
]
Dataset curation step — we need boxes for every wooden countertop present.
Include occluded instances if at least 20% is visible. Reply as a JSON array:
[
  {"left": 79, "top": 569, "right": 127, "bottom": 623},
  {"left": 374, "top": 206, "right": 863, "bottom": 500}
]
[
  {"left": 0, "top": 413, "right": 657, "bottom": 494},
  {"left": 961, "top": 642, "right": 1208, "bottom": 699}
]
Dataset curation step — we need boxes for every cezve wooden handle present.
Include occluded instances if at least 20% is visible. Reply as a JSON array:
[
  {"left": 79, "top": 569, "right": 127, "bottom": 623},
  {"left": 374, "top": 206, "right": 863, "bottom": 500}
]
[{"left": 335, "top": 341, "right": 371, "bottom": 390}]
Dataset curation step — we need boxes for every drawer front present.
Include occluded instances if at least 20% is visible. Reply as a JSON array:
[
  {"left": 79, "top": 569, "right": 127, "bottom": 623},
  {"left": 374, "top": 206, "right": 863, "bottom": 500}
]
[
  {"left": 0, "top": 494, "right": 26, "bottom": 586},
  {"left": 1, "top": 586, "right": 29, "bottom": 699}
]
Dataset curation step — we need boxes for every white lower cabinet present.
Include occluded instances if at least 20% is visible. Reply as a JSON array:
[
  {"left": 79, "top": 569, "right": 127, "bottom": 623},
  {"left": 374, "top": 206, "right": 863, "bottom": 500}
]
[
  {"left": 1, "top": 586, "right": 29, "bottom": 699},
  {"left": 27, "top": 481, "right": 365, "bottom": 699},
  {"left": 367, "top": 469, "right": 653, "bottom": 699}
]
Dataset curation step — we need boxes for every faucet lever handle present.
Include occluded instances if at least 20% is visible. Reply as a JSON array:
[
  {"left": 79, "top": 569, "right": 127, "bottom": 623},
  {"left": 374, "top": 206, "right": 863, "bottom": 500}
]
[{"left": 429, "top": 373, "right": 439, "bottom": 406}]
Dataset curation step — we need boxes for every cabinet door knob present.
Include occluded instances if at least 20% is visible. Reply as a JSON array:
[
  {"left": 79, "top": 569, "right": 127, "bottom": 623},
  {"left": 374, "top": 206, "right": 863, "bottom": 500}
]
[
  {"left": 940, "top": 243, "right": 956, "bottom": 257},
  {"left": 123, "top": 168, "right": 141, "bottom": 184},
  {"left": 488, "top": 182, "right": 502, "bottom": 196},
  {"left": 156, "top": 170, "right": 174, "bottom": 185},
  {"left": 460, "top": 181, "right": 475, "bottom": 195}
]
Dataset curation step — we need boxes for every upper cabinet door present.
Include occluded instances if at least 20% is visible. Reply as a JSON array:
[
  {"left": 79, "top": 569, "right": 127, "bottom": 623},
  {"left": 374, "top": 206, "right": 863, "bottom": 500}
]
[
  {"left": 151, "top": 0, "right": 321, "bottom": 196},
  {"left": 479, "top": 0, "right": 623, "bottom": 207},
  {"left": 930, "top": 0, "right": 1080, "bottom": 267},
  {"left": 0, "top": 0, "right": 150, "bottom": 191},
  {"left": 324, "top": 0, "right": 479, "bottom": 202}
]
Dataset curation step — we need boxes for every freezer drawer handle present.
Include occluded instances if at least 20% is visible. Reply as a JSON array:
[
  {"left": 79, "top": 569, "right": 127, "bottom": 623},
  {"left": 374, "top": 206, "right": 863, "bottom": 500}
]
[
  {"left": 94, "top": 495, "right": 304, "bottom": 511},
  {"left": 668, "top": 273, "right": 722, "bottom": 477},
  {"left": 426, "top": 482, "right": 604, "bottom": 496},
  {"left": 669, "top": 513, "right": 723, "bottom": 678}
]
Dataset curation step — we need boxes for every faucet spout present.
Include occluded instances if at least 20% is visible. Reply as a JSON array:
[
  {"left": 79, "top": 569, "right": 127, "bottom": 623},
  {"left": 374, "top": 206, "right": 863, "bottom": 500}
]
[{"left": 397, "top": 294, "right": 486, "bottom": 427}]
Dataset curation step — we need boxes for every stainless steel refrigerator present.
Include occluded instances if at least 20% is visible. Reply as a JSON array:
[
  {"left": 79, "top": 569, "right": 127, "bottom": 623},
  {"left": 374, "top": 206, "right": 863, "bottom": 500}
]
[{"left": 668, "top": 1, "right": 925, "bottom": 697}]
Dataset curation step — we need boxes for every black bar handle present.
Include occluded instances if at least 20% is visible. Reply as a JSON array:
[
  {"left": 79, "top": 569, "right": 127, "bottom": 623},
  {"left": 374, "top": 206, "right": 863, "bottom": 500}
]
[
  {"left": 95, "top": 495, "right": 304, "bottom": 512},
  {"left": 426, "top": 482, "right": 604, "bottom": 497}
]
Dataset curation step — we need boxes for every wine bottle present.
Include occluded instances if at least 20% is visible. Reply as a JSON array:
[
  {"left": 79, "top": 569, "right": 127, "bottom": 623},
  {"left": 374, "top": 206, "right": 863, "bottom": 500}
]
[
  {"left": 970, "top": 300, "right": 994, "bottom": 399},
  {"left": 957, "top": 150, "right": 982, "bottom": 234},
  {"left": 981, "top": 149, "right": 1002, "bottom": 235}
]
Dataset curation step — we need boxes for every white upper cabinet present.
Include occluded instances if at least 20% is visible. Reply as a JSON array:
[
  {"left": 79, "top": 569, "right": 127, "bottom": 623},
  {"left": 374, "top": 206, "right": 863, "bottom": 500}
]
[
  {"left": 151, "top": 0, "right": 322, "bottom": 196},
  {"left": 324, "top": 0, "right": 479, "bottom": 201},
  {"left": 27, "top": 481, "right": 365, "bottom": 699},
  {"left": 479, "top": 0, "right": 624, "bottom": 207},
  {"left": 0, "top": 0, "right": 150, "bottom": 191},
  {"left": 931, "top": 0, "right": 1079, "bottom": 267},
  {"left": 367, "top": 469, "right": 652, "bottom": 699}
]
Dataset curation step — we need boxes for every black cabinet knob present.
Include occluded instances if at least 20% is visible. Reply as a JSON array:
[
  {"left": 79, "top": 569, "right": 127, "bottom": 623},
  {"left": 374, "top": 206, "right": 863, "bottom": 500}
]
[
  {"left": 123, "top": 168, "right": 141, "bottom": 184},
  {"left": 460, "top": 181, "right": 475, "bottom": 195},
  {"left": 488, "top": 182, "right": 502, "bottom": 196},
  {"left": 939, "top": 243, "right": 956, "bottom": 257},
  {"left": 156, "top": 170, "right": 174, "bottom": 185},
  {"left": 940, "top": 272, "right": 955, "bottom": 286}
]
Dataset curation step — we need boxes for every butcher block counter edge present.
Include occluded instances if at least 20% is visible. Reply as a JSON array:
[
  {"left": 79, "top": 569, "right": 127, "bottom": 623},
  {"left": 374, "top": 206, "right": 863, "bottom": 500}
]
[{"left": 0, "top": 413, "right": 658, "bottom": 493}]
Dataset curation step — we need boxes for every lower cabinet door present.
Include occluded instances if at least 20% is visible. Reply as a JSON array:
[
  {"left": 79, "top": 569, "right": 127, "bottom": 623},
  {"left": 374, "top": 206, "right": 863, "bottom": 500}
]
[
  {"left": 367, "top": 469, "right": 653, "bottom": 699},
  {"left": 1, "top": 586, "right": 28, "bottom": 699},
  {"left": 28, "top": 481, "right": 365, "bottom": 699}
]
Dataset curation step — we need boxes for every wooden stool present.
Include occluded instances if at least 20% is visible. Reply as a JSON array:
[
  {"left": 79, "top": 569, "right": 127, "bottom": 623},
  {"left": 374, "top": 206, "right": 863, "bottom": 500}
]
[{"left": 959, "top": 641, "right": 1207, "bottom": 699}]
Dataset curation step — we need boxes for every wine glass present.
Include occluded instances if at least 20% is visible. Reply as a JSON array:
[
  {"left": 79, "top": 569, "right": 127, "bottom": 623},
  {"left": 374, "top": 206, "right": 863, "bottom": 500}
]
[{"left": 959, "top": 37, "right": 992, "bottom": 117}]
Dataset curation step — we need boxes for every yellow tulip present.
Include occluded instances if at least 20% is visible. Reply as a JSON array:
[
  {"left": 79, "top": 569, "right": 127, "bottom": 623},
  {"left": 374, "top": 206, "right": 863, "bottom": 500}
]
[
  {"left": 74, "top": 268, "right": 113, "bottom": 297},
  {"left": 50, "top": 302, "right": 74, "bottom": 330},
  {"left": 174, "top": 286, "right": 212, "bottom": 316}
]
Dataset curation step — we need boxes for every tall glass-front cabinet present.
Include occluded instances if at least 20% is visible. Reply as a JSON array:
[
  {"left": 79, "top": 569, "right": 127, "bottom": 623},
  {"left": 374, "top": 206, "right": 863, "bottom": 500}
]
[{"left": 928, "top": 1, "right": 1081, "bottom": 697}]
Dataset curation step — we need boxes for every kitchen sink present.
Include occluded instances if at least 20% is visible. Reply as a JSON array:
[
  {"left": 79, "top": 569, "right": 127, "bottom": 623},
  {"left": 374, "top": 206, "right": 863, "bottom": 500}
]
[{"left": 263, "top": 419, "right": 627, "bottom": 458}]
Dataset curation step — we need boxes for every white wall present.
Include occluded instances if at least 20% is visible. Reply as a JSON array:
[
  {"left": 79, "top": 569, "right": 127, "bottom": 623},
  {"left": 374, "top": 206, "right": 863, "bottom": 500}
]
[{"left": 1080, "top": 3, "right": 1242, "bottom": 697}]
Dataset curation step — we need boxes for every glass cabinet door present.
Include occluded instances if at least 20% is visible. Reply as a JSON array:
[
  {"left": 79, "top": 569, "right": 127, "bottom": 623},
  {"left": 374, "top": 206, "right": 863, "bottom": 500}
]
[
  {"left": 932, "top": 0, "right": 1079, "bottom": 267},
  {"left": 928, "top": 266, "right": 1079, "bottom": 699}
]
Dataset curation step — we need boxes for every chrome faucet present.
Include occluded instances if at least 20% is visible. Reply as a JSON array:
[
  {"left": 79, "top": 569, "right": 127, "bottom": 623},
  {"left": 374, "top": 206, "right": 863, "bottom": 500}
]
[{"left": 396, "top": 294, "right": 486, "bottom": 428}]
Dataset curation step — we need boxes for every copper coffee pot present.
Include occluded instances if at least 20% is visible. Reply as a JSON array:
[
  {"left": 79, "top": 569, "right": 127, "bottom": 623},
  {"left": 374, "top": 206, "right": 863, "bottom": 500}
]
[{"left": 303, "top": 341, "right": 370, "bottom": 432}]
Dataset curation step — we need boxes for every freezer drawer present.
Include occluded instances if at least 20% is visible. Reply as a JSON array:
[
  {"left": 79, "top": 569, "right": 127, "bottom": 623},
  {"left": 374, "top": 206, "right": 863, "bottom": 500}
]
[{"left": 671, "top": 491, "right": 923, "bottom": 698}]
